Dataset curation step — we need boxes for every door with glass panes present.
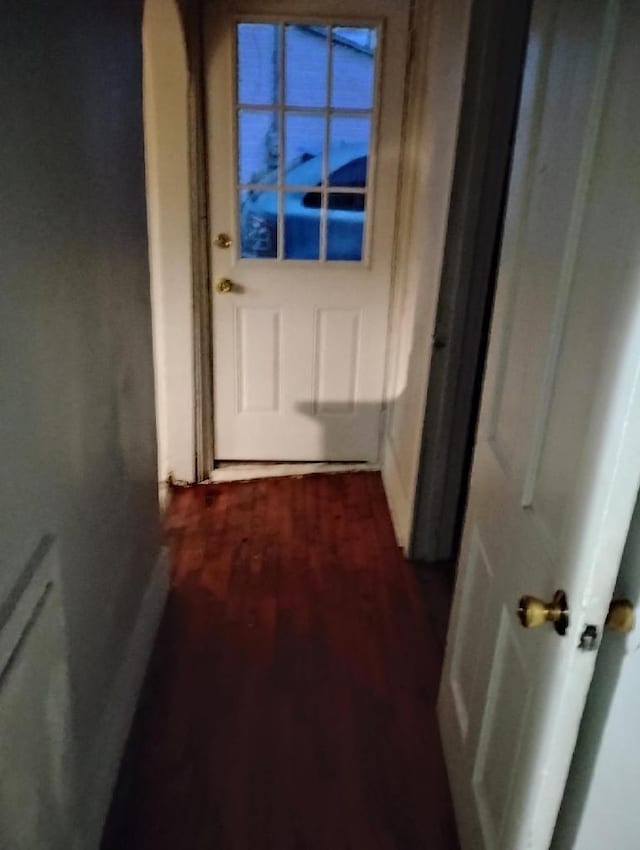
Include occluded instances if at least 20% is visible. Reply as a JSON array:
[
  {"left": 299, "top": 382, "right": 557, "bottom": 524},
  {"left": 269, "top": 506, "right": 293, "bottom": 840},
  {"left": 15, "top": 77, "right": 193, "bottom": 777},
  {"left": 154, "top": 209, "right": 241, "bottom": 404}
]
[{"left": 205, "top": 1, "right": 409, "bottom": 461}]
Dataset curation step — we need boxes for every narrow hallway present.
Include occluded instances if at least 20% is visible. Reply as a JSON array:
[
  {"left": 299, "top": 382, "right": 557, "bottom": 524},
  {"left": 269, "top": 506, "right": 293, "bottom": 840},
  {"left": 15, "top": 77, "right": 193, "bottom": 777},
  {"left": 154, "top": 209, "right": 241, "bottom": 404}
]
[{"left": 103, "top": 472, "right": 459, "bottom": 849}]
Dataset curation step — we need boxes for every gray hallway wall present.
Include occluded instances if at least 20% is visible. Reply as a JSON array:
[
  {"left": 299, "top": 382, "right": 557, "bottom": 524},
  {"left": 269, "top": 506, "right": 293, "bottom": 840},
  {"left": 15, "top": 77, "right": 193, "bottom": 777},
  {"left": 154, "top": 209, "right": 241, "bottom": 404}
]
[{"left": 0, "top": 0, "right": 162, "bottom": 844}]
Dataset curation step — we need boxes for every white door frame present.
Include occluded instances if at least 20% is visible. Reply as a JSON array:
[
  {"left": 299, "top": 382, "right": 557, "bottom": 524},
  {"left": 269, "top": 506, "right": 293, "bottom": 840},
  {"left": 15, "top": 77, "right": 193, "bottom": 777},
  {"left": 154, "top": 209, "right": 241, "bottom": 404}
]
[
  {"left": 143, "top": 0, "right": 196, "bottom": 492},
  {"left": 202, "top": 0, "right": 413, "bottom": 469},
  {"left": 409, "top": 0, "right": 533, "bottom": 562},
  {"left": 380, "top": 0, "right": 474, "bottom": 549},
  {"left": 151, "top": 0, "right": 503, "bottom": 497},
  {"left": 186, "top": 0, "right": 216, "bottom": 482}
]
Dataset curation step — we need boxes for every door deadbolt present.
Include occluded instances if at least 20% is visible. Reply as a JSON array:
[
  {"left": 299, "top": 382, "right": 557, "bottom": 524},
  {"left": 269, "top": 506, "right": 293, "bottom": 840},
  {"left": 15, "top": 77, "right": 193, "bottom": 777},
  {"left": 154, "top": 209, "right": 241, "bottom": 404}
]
[
  {"left": 215, "top": 232, "right": 232, "bottom": 249},
  {"left": 215, "top": 277, "right": 234, "bottom": 294}
]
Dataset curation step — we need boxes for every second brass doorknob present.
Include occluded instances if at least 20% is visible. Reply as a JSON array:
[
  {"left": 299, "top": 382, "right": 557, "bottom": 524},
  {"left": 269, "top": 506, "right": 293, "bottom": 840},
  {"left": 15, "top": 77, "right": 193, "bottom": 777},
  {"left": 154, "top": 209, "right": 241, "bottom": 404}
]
[{"left": 606, "top": 599, "right": 635, "bottom": 633}]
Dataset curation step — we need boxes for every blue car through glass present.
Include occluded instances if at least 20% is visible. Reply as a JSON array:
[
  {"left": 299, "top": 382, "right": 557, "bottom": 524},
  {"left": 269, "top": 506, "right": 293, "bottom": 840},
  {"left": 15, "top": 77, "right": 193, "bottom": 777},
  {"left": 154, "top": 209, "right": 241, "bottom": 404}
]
[{"left": 240, "top": 144, "right": 368, "bottom": 261}]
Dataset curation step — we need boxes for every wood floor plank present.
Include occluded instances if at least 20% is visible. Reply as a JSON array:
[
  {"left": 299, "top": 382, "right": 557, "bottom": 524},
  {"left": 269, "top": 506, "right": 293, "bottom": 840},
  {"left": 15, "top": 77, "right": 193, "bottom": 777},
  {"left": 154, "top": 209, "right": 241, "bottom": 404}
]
[{"left": 102, "top": 472, "right": 459, "bottom": 850}]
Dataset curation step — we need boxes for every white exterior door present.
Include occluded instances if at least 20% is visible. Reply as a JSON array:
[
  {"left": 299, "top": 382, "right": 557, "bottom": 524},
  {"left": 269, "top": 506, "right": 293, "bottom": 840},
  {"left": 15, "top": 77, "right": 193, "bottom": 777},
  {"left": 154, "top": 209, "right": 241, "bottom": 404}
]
[
  {"left": 438, "top": 1, "right": 640, "bottom": 849},
  {"left": 205, "top": 0, "right": 408, "bottom": 461}
]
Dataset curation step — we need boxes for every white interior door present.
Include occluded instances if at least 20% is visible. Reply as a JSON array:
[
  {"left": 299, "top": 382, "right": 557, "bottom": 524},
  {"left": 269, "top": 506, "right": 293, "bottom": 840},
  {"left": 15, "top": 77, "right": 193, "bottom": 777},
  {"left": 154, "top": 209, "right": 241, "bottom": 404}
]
[
  {"left": 438, "top": 1, "right": 640, "bottom": 848},
  {"left": 206, "top": 0, "right": 408, "bottom": 462}
]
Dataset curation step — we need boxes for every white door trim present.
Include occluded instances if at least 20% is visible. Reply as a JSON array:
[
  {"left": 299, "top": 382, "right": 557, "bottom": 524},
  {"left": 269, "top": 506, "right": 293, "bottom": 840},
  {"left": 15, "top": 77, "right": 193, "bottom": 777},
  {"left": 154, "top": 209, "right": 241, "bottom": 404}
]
[
  {"left": 143, "top": 0, "right": 196, "bottom": 486},
  {"left": 409, "top": 0, "right": 532, "bottom": 562},
  {"left": 381, "top": 0, "right": 474, "bottom": 550}
]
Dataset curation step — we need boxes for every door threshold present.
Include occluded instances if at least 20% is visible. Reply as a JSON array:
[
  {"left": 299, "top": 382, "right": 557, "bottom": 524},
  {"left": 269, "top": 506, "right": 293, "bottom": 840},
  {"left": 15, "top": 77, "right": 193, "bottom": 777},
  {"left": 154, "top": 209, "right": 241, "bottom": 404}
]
[{"left": 209, "top": 461, "right": 379, "bottom": 484}]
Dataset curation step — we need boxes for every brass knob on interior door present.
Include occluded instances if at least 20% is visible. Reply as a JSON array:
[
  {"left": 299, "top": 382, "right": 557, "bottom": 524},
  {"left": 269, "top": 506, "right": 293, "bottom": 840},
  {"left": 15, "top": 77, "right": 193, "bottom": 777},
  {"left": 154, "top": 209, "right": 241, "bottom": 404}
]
[
  {"left": 606, "top": 599, "right": 635, "bottom": 633},
  {"left": 517, "top": 590, "right": 569, "bottom": 636},
  {"left": 216, "top": 277, "right": 234, "bottom": 294}
]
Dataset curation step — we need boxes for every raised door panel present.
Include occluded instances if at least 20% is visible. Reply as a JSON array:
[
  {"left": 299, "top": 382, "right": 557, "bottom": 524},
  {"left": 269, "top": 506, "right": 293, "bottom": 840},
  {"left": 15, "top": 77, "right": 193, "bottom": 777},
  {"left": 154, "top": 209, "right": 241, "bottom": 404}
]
[
  {"left": 235, "top": 307, "right": 282, "bottom": 414},
  {"left": 0, "top": 539, "right": 72, "bottom": 850},
  {"left": 312, "top": 308, "right": 361, "bottom": 415},
  {"left": 487, "top": 0, "right": 610, "bottom": 489},
  {"left": 448, "top": 526, "right": 495, "bottom": 744},
  {"left": 472, "top": 607, "right": 533, "bottom": 850}
]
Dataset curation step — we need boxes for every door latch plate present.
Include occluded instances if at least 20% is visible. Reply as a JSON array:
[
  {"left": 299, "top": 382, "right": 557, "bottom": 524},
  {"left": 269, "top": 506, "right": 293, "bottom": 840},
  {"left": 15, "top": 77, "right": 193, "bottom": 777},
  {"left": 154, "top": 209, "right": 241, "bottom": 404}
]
[{"left": 578, "top": 624, "right": 599, "bottom": 651}]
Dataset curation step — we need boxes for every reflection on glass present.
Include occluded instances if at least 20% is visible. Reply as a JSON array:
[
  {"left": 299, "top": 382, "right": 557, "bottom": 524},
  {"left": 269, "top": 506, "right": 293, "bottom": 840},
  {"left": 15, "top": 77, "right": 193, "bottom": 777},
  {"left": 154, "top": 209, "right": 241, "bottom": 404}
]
[
  {"left": 331, "top": 27, "right": 377, "bottom": 109},
  {"left": 240, "top": 190, "right": 278, "bottom": 258},
  {"left": 327, "top": 193, "right": 365, "bottom": 261},
  {"left": 328, "top": 154, "right": 368, "bottom": 189},
  {"left": 284, "top": 113, "right": 325, "bottom": 183},
  {"left": 328, "top": 116, "right": 370, "bottom": 188},
  {"left": 237, "top": 24, "right": 280, "bottom": 106},
  {"left": 238, "top": 110, "right": 279, "bottom": 185},
  {"left": 285, "top": 25, "right": 328, "bottom": 107},
  {"left": 285, "top": 192, "right": 321, "bottom": 260}
]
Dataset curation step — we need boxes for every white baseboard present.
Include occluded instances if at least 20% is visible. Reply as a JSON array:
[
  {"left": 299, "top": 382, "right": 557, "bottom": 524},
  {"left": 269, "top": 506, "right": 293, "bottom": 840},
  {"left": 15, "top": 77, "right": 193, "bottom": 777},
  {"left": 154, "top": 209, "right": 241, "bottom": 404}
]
[
  {"left": 76, "top": 547, "right": 170, "bottom": 850},
  {"left": 210, "top": 461, "right": 379, "bottom": 483},
  {"left": 381, "top": 434, "right": 412, "bottom": 552},
  {"left": 158, "top": 480, "right": 171, "bottom": 514}
]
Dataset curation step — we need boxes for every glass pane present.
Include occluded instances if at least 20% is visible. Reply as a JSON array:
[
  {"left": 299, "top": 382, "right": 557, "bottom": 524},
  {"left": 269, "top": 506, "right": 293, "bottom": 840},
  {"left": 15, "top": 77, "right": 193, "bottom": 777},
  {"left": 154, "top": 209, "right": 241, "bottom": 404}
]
[
  {"left": 327, "top": 155, "right": 368, "bottom": 189},
  {"left": 285, "top": 25, "right": 328, "bottom": 108},
  {"left": 327, "top": 193, "right": 365, "bottom": 261},
  {"left": 238, "top": 110, "right": 279, "bottom": 185},
  {"left": 284, "top": 191, "right": 321, "bottom": 260},
  {"left": 240, "top": 190, "right": 278, "bottom": 258},
  {"left": 237, "top": 23, "right": 280, "bottom": 106},
  {"left": 284, "top": 114, "right": 325, "bottom": 184},
  {"left": 328, "top": 117, "right": 371, "bottom": 187},
  {"left": 330, "top": 27, "right": 377, "bottom": 109}
]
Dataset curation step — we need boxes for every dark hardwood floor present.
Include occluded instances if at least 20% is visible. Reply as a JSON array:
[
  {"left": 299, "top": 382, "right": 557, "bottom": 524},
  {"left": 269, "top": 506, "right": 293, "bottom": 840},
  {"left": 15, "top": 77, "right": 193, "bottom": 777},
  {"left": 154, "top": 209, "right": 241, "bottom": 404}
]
[{"left": 103, "top": 472, "right": 459, "bottom": 850}]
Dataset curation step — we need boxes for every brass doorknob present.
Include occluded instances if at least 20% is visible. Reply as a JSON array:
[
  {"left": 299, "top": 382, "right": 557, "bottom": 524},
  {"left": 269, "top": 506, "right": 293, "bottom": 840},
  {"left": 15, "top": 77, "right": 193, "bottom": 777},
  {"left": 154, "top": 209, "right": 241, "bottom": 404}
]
[
  {"left": 517, "top": 590, "right": 569, "bottom": 636},
  {"left": 606, "top": 599, "right": 635, "bottom": 633},
  {"left": 216, "top": 277, "right": 234, "bottom": 294},
  {"left": 215, "top": 232, "right": 232, "bottom": 249}
]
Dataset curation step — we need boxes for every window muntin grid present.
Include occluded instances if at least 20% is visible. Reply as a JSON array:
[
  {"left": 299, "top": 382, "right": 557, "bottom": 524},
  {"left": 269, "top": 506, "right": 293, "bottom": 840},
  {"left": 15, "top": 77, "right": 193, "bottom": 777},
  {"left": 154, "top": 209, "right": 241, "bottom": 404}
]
[{"left": 235, "top": 22, "right": 379, "bottom": 262}]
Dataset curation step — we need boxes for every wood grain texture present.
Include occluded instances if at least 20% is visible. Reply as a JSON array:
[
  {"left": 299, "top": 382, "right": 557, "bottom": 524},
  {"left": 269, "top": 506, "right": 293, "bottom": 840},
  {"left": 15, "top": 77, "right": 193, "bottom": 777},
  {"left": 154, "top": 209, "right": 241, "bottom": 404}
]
[{"left": 103, "top": 473, "right": 459, "bottom": 850}]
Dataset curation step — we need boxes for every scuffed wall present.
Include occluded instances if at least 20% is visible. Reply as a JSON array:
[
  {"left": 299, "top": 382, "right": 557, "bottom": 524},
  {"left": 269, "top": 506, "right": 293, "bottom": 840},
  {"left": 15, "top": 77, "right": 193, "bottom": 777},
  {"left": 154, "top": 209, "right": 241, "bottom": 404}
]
[{"left": 0, "top": 0, "right": 161, "bottom": 843}]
